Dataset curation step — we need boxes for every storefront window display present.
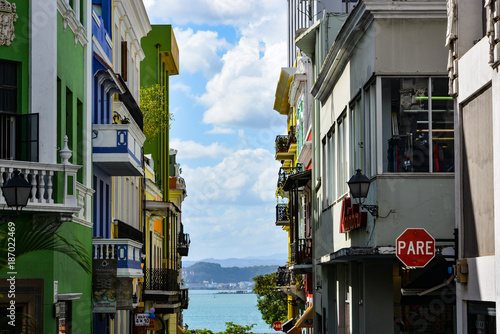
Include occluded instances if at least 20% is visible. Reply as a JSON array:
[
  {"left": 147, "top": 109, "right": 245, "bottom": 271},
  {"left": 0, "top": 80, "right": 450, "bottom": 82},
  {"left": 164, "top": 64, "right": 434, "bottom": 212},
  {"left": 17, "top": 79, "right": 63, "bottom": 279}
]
[{"left": 382, "top": 78, "right": 454, "bottom": 173}]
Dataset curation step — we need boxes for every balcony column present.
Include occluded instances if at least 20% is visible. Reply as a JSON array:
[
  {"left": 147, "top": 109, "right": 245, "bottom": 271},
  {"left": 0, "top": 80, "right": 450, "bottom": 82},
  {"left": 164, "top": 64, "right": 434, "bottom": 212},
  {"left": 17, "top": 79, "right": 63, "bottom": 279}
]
[{"left": 31, "top": 0, "right": 58, "bottom": 164}]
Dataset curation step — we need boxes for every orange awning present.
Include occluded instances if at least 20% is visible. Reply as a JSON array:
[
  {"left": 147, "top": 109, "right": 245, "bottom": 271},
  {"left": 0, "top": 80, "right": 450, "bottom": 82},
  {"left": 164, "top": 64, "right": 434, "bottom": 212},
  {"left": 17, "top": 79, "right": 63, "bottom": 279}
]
[
  {"left": 295, "top": 306, "right": 313, "bottom": 328},
  {"left": 178, "top": 325, "right": 185, "bottom": 334},
  {"left": 287, "top": 326, "right": 301, "bottom": 334}
]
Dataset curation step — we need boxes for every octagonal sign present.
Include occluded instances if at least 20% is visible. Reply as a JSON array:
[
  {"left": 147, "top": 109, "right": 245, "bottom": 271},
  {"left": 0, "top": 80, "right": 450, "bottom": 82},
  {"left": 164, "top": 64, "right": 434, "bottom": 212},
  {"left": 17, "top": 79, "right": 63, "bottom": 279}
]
[{"left": 396, "top": 228, "right": 435, "bottom": 268}]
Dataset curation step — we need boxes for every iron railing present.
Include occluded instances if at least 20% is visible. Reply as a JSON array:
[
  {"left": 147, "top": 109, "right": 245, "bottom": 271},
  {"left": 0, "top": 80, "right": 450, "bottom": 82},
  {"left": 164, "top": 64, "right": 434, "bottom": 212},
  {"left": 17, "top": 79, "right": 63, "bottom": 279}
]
[
  {"left": 276, "top": 204, "right": 289, "bottom": 223},
  {"left": 276, "top": 266, "right": 295, "bottom": 287},
  {"left": 277, "top": 165, "right": 303, "bottom": 188},
  {"left": 177, "top": 232, "right": 190, "bottom": 256},
  {"left": 290, "top": 238, "right": 312, "bottom": 265},
  {"left": 180, "top": 288, "right": 189, "bottom": 309},
  {"left": 144, "top": 268, "right": 180, "bottom": 292}
]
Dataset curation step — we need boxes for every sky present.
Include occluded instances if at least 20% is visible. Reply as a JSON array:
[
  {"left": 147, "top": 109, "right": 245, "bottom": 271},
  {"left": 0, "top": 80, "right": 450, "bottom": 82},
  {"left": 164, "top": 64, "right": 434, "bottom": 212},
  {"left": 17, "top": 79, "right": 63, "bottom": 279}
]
[{"left": 144, "top": 0, "right": 289, "bottom": 262}]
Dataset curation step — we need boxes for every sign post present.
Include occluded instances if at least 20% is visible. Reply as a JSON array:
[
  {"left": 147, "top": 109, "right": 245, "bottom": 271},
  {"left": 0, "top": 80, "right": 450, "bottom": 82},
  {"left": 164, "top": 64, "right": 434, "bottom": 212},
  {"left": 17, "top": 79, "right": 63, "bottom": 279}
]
[{"left": 396, "top": 228, "right": 435, "bottom": 268}]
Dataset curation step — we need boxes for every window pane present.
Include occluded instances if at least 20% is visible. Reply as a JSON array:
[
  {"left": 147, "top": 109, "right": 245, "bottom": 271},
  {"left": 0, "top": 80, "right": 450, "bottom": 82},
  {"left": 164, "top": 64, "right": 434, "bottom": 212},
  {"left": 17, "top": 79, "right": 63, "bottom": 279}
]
[
  {"left": 431, "top": 78, "right": 454, "bottom": 172},
  {"left": 383, "top": 78, "right": 429, "bottom": 172}
]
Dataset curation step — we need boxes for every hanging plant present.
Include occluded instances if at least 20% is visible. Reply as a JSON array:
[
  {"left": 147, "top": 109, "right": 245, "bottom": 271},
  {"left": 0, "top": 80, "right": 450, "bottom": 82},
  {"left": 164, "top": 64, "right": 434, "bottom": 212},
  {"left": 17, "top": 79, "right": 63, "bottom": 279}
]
[{"left": 140, "top": 84, "right": 173, "bottom": 141}]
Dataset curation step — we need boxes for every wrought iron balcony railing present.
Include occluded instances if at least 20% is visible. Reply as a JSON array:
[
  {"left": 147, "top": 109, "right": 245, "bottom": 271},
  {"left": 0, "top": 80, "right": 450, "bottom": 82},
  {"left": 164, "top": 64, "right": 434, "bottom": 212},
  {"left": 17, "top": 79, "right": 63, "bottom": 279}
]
[
  {"left": 276, "top": 204, "right": 289, "bottom": 226},
  {"left": 290, "top": 238, "right": 312, "bottom": 265},
  {"left": 143, "top": 268, "right": 180, "bottom": 293},
  {"left": 177, "top": 232, "right": 190, "bottom": 257},
  {"left": 276, "top": 266, "right": 295, "bottom": 287},
  {"left": 275, "top": 135, "right": 289, "bottom": 154},
  {"left": 277, "top": 165, "right": 303, "bottom": 188},
  {"left": 180, "top": 288, "right": 189, "bottom": 309}
]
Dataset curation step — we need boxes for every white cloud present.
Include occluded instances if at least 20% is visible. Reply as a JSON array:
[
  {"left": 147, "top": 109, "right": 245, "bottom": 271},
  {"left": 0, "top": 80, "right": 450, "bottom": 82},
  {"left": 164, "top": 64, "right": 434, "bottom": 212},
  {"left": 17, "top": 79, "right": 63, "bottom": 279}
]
[
  {"left": 145, "top": 0, "right": 285, "bottom": 29},
  {"left": 174, "top": 28, "right": 231, "bottom": 78},
  {"left": 179, "top": 148, "right": 286, "bottom": 261},
  {"left": 181, "top": 148, "right": 280, "bottom": 209},
  {"left": 206, "top": 126, "right": 235, "bottom": 134},
  {"left": 171, "top": 82, "right": 192, "bottom": 95},
  {"left": 170, "top": 138, "right": 233, "bottom": 160}
]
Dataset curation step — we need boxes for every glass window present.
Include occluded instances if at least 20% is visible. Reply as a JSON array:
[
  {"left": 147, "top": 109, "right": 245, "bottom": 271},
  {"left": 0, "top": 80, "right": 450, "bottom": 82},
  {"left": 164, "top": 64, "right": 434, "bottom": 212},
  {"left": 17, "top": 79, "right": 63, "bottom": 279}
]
[{"left": 382, "top": 77, "right": 454, "bottom": 173}]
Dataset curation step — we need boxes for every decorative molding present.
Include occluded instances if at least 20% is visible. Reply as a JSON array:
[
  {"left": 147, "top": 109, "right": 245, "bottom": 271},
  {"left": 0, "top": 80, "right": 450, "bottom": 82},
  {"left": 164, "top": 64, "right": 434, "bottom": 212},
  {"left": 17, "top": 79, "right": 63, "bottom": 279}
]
[
  {"left": 92, "top": 9, "right": 101, "bottom": 27},
  {"left": 0, "top": 0, "right": 18, "bottom": 46},
  {"left": 57, "top": 0, "right": 88, "bottom": 47},
  {"left": 485, "top": 0, "right": 500, "bottom": 68},
  {"left": 445, "top": 0, "right": 458, "bottom": 96}
]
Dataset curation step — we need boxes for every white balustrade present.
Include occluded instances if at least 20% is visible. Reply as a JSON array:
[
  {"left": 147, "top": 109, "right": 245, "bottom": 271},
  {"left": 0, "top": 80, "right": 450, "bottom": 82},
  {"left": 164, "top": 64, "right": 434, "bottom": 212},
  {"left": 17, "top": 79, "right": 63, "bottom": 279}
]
[{"left": 0, "top": 160, "right": 81, "bottom": 213}]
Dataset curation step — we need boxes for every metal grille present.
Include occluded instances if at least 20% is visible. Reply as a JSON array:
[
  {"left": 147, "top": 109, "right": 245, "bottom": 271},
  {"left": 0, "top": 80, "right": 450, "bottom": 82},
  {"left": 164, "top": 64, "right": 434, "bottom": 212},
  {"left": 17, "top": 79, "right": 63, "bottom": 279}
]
[
  {"left": 276, "top": 204, "right": 289, "bottom": 222},
  {"left": 291, "top": 238, "right": 312, "bottom": 265},
  {"left": 144, "top": 268, "right": 180, "bottom": 292}
]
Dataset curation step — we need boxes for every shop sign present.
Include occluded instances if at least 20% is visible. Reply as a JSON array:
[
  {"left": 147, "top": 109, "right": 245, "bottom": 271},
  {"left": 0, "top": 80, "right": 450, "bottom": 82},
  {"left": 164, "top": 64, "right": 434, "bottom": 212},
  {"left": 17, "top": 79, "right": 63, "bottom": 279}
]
[
  {"left": 92, "top": 259, "right": 118, "bottom": 313},
  {"left": 340, "top": 197, "right": 367, "bottom": 233},
  {"left": 135, "top": 313, "right": 150, "bottom": 327}
]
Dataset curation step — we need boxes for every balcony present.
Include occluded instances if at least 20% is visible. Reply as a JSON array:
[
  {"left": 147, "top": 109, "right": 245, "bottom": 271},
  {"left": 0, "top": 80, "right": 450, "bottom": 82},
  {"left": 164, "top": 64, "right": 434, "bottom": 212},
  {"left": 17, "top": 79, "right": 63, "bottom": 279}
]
[
  {"left": 290, "top": 238, "right": 312, "bottom": 273},
  {"left": 92, "top": 238, "right": 143, "bottom": 278},
  {"left": 177, "top": 232, "right": 190, "bottom": 257},
  {"left": 277, "top": 166, "right": 303, "bottom": 189},
  {"left": 276, "top": 266, "right": 305, "bottom": 301},
  {"left": 156, "top": 25, "right": 179, "bottom": 76},
  {"left": 0, "top": 161, "right": 81, "bottom": 214},
  {"left": 180, "top": 288, "right": 189, "bottom": 309},
  {"left": 143, "top": 268, "right": 180, "bottom": 301},
  {"left": 275, "top": 135, "right": 294, "bottom": 161},
  {"left": 276, "top": 204, "right": 289, "bottom": 226},
  {"left": 92, "top": 123, "right": 145, "bottom": 176}
]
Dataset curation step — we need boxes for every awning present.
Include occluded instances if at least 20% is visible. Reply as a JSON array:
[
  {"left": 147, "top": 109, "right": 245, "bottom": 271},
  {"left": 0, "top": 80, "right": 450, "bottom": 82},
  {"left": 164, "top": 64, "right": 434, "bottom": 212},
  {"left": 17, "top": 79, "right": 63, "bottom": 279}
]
[
  {"left": 282, "top": 318, "right": 295, "bottom": 333},
  {"left": 287, "top": 326, "right": 301, "bottom": 334},
  {"left": 283, "top": 170, "right": 312, "bottom": 191},
  {"left": 178, "top": 325, "right": 185, "bottom": 334},
  {"left": 295, "top": 306, "right": 313, "bottom": 328}
]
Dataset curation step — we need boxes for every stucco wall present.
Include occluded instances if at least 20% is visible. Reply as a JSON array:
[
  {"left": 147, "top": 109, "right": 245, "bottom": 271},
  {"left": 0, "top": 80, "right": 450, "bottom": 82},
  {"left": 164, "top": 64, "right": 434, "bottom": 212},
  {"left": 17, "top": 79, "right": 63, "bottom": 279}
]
[{"left": 375, "top": 18, "right": 448, "bottom": 74}]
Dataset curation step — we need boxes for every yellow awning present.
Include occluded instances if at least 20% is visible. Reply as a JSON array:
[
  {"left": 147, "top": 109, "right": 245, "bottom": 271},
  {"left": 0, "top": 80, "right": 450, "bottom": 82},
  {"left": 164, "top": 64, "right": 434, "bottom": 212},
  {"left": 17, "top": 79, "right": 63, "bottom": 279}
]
[
  {"left": 178, "top": 325, "right": 185, "bottom": 334},
  {"left": 287, "top": 326, "right": 301, "bottom": 334},
  {"left": 295, "top": 306, "right": 313, "bottom": 328}
]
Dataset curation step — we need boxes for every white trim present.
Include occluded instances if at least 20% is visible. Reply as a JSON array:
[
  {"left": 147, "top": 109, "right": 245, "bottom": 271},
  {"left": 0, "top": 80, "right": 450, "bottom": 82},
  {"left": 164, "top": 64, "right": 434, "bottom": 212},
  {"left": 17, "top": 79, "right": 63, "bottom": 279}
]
[
  {"left": 72, "top": 217, "right": 93, "bottom": 228},
  {"left": 92, "top": 9, "right": 101, "bottom": 28},
  {"left": 376, "top": 76, "right": 383, "bottom": 175},
  {"left": 57, "top": 0, "right": 88, "bottom": 46},
  {"left": 92, "top": 36, "right": 113, "bottom": 68},
  {"left": 105, "top": 33, "right": 112, "bottom": 48}
]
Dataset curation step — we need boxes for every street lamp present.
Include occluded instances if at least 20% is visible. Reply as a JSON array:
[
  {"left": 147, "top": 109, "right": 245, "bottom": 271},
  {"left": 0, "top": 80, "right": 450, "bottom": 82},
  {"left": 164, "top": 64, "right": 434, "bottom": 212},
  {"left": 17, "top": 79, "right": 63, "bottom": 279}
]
[
  {"left": 347, "top": 169, "right": 378, "bottom": 217},
  {"left": 1, "top": 170, "right": 32, "bottom": 212}
]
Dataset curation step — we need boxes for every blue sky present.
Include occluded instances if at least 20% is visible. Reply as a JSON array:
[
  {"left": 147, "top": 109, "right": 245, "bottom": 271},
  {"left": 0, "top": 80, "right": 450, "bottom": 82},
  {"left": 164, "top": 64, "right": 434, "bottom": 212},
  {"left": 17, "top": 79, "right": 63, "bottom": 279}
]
[{"left": 145, "top": 0, "right": 289, "bottom": 261}]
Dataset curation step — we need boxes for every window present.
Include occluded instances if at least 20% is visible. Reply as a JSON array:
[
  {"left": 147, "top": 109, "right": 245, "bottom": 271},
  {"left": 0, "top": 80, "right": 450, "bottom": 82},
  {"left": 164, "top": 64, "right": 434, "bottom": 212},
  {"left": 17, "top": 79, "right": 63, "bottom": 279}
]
[
  {"left": 121, "top": 41, "right": 128, "bottom": 81},
  {"left": 322, "top": 125, "right": 336, "bottom": 208},
  {"left": 382, "top": 77, "right": 454, "bottom": 173},
  {"left": 350, "top": 97, "right": 364, "bottom": 172},
  {"left": 337, "top": 112, "right": 347, "bottom": 196},
  {"left": 0, "top": 60, "right": 18, "bottom": 113}
]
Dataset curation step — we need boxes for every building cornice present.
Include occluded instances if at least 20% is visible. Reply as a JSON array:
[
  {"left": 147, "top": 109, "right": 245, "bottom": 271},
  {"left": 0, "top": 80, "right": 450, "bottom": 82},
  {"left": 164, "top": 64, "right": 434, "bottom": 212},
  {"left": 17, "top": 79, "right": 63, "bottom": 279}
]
[
  {"left": 312, "top": 0, "right": 447, "bottom": 104},
  {"left": 57, "top": 0, "right": 88, "bottom": 46}
]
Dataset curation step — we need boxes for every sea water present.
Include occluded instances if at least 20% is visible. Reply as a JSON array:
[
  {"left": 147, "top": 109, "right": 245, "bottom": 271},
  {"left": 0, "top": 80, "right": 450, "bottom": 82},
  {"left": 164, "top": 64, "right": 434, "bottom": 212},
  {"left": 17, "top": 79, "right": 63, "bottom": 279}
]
[{"left": 182, "top": 290, "right": 274, "bottom": 334}]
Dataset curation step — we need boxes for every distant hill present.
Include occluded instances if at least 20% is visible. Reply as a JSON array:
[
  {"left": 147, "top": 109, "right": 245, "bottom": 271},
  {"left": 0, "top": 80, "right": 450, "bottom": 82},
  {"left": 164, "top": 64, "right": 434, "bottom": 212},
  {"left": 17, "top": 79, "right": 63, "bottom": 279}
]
[
  {"left": 183, "top": 254, "right": 286, "bottom": 268},
  {"left": 183, "top": 262, "right": 278, "bottom": 284}
]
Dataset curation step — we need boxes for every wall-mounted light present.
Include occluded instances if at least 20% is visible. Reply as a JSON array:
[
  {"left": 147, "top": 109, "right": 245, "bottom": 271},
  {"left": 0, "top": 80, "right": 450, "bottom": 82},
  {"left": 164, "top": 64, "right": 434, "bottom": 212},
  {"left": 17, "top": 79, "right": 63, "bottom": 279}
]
[
  {"left": 347, "top": 169, "right": 378, "bottom": 217},
  {"left": 1, "top": 170, "right": 32, "bottom": 213}
]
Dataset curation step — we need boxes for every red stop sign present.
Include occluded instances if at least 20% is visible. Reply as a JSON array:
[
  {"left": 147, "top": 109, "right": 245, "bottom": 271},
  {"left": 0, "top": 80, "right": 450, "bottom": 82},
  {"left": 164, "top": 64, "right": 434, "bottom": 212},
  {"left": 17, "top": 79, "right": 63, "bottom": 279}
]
[
  {"left": 273, "top": 321, "right": 282, "bottom": 331},
  {"left": 396, "top": 228, "right": 435, "bottom": 268}
]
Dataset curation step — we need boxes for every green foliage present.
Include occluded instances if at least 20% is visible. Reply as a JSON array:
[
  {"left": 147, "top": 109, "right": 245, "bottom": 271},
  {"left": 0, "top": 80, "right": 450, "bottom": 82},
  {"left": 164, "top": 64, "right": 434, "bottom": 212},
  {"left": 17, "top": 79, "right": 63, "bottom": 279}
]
[
  {"left": 140, "top": 84, "right": 173, "bottom": 141},
  {"left": 192, "top": 322, "right": 256, "bottom": 334},
  {"left": 0, "top": 216, "right": 92, "bottom": 274},
  {"left": 185, "top": 262, "right": 277, "bottom": 284},
  {"left": 253, "top": 273, "right": 287, "bottom": 327}
]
